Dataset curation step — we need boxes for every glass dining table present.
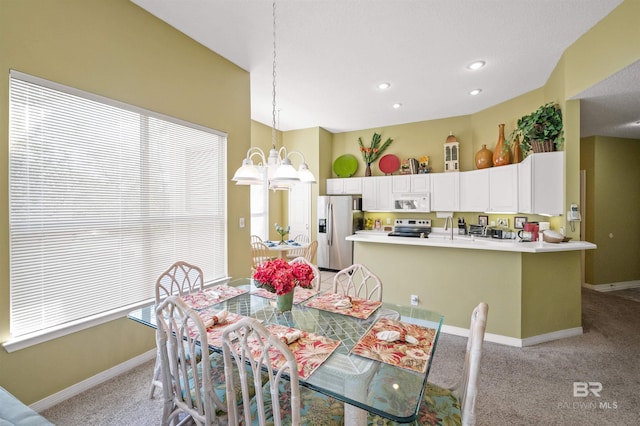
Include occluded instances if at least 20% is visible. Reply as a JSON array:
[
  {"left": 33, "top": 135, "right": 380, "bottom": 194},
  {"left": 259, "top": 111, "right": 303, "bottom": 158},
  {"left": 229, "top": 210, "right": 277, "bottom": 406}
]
[{"left": 128, "top": 278, "right": 443, "bottom": 424}]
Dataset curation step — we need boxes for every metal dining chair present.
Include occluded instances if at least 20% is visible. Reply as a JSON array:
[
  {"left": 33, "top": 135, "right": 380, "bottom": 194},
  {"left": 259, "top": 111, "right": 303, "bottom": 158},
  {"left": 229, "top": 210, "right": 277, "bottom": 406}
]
[
  {"left": 221, "top": 317, "right": 344, "bottom": 425},
  {"left": 367, "top": 302, "right": 489, "bottom": 426}
]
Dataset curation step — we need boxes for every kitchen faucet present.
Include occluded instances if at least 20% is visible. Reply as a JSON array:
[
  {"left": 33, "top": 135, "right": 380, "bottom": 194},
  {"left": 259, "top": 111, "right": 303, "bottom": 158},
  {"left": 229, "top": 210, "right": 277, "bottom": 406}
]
[{"left": 444, "top": 216, "right": 454, "bottom": 240}]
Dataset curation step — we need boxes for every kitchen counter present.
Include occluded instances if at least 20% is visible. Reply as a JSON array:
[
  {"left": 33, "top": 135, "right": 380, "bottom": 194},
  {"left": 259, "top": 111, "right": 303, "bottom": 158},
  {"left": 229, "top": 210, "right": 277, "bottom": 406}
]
[
  {"left": 349, "top": 230, "right": 596, "bottom": 253},
  {"left": 349, "top": 229, "right": 597, "bottom": 347}
]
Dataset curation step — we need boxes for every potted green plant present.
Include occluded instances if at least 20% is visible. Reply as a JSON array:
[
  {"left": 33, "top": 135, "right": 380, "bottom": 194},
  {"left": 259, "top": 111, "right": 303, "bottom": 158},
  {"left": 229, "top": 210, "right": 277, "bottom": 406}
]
[{"left": 509, "top": 102, "right": 564, "bottom": 158}]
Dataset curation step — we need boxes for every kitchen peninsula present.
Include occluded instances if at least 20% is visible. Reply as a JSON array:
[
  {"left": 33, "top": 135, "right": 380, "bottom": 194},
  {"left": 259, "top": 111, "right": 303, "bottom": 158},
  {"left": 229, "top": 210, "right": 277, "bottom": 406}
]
[{"left": 347, "top": 232, "right": 596, "bottom": 347}]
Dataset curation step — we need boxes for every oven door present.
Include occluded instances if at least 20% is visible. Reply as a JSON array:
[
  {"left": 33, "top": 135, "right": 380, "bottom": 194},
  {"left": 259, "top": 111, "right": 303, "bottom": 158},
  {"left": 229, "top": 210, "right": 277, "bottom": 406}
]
[{"left": 391, "top": 193, "right": 431, "bottom": 213}]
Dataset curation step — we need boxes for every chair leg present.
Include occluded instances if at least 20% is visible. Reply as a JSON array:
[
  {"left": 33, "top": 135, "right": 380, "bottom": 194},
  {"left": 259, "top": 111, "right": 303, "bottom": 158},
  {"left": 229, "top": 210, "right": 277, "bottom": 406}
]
[{"left": 149, "top": 352, "right": 162, "bottom": 399}]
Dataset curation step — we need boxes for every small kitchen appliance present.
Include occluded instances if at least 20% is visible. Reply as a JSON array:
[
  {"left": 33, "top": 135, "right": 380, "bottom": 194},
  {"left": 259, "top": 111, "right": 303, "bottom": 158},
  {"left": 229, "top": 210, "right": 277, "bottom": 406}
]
[
  {"left": 523, "top": 222, "right": 539, "bottom": 241},
  {"left": 391, "top": 193, "right": 431, "bottom": 213},
  {"left": 388, "top": 218, "right": 432, "bottom": 238}
]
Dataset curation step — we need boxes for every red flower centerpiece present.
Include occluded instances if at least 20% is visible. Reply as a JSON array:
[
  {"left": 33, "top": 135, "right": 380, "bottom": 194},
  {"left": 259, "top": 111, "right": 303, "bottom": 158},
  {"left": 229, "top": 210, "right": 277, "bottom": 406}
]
[{"left": 253, "top": 258, "right": 314, "bottom": 311}]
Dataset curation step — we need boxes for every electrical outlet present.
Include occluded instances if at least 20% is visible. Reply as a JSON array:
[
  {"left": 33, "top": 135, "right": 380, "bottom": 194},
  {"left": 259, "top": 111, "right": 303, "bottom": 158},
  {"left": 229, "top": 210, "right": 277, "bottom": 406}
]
[
  {"left": 410, "top": 295, "right": 419, "bottom": 306},
  {"left": 239, "top": 217, "right": 245, "bottom": 228}
]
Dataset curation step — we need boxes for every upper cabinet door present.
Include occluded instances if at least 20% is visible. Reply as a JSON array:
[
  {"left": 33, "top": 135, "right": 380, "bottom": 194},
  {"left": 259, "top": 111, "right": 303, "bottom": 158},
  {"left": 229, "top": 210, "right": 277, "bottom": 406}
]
[
  {"left": 411, "top": 174, "right": 430, "bottom": 193},
  {"left": 392, "top": 174, "right": 430, "bottom": 193},
  {"left": 343, "top": 177, "right": 363, "bottom": 194},
  {"left": 519, "top": 151, "right": 564, "bottom": 216},
  {"left": 460, "top": 169, "right": 489, "bottom": 212},
  {"left": 362, "top": 176, "right": 392, "bottom": 211},
  {"left": 392, "top": 175, "right": 411, "bottom": 193},
  {"left": 489, "top": 164, "right": 518, "bottom": 212},
  {"left": 326, "top": 178, "right": 343, "bottom": 194},
  {"left": 361, "top": 178, "right": 377, "bottom": 211},
  {"left": 327, "top": 178, "right": 362, "bottom": 194},
  {"left": 430, "top": 173, "right": 460, "bottom": 212},
  {"left": 376, "top": 176, "right": 393, "bottom": 211}
]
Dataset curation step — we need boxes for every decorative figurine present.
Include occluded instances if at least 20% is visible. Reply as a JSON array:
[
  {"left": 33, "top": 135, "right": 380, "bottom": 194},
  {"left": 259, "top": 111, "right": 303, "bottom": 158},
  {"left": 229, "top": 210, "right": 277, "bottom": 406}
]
[{"left": 444, "top": 132, "right": 460, "bottom": 172}]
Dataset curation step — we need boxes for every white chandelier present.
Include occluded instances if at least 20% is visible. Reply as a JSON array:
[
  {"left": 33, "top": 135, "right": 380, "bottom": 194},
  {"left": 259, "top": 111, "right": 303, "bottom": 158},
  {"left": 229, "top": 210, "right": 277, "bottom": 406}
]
[{"left": 232, "top": 0, "right": 316, "bottom": 190}]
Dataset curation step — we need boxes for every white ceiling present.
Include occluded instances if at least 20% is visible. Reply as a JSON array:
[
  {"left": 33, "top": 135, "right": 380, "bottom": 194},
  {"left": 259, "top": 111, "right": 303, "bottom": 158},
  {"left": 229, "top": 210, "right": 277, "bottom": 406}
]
[{"left": 131, "top": 0, "right": 638, "bottom": 139}]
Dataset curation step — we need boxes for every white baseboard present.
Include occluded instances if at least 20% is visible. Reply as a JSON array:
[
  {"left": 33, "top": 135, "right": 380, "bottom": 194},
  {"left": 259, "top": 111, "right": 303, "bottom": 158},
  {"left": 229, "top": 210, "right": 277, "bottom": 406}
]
[
  {"left": 440, "top": 324, "right": 583, "bottom": 348},
  {"left": 583, "top": 280, "right": 640, "bottom": 292},
  {"left": 30, "top": 349, "right": 156, "bottom": 413}
]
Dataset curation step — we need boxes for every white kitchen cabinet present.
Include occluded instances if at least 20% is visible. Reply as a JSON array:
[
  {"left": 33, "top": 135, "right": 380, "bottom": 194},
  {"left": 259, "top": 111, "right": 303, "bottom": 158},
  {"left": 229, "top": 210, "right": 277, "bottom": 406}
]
[
  {"left": 518, "top": 151, "right": 564, "bottom": 215},
  {"left": 459, "top": 169, "right": 490, "bottom": 212},
  {"left": 362, "top": 176, "right": 392, "bottom": 211},
  {"left": 392, "top": 175, "right": 411, "bottom": 193},
  {"left": 430, "top": 172, "right": 459, "bottom": 212},
  {"left": 392, "top": 174, "right": 431, "bottom": 193},
  {"left": 327, "top": 178, "right": 362, "bottom": 195},
  {"left": 411, "top": 174, "right": 430, "bottom": 193},
  {"left": 489, "top": 164, "right": 518, "bottom": 212}
]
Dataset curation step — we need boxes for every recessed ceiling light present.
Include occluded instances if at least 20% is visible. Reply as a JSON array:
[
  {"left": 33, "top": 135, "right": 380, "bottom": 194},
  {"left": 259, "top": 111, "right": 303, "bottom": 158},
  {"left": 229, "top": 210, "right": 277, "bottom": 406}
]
[
  {"left": 378, "top": 82, "right": 391, "bottom": 90},
  {"left": 468, "top": 61, "right": 486, "bottom": 71},
  {"left": 469, "top": 89, "right": 482, "bottom": 96},
  {"left": 392, "top": 103, "right": 402, "bottom": 109}
]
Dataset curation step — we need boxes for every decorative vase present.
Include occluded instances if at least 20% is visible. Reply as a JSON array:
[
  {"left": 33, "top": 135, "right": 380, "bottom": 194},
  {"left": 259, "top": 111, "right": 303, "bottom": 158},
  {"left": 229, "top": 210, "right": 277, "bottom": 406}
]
[
  {"left": 276, "top": 291, "right": 294, "bottom": 312},
  {"left": 475, "top": 144, "right": 493, "bottom": 169},
  {"left": 365, "top": 163, "right": 372, "bottom": 177},
  {"left": 492, "top": 123, "right": 511, "bottom": 166},
  {"left": 512, "top": 136, "right": 523, "bottom": 163}
]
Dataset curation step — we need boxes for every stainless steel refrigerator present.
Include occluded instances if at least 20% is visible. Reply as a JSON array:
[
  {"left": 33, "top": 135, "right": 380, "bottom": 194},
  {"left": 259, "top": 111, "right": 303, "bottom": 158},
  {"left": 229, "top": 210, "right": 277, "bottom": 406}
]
[{"left": 317, "top": 195, "right": 363, "bottom": 271}]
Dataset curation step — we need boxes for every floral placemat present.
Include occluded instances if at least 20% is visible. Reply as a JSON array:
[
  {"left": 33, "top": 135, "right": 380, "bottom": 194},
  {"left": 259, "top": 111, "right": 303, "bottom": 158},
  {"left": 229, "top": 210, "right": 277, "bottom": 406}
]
[
  {"left": 251, "top": 287, "right": 318, "bottom": 304},
  {"left": 245, "top": 324, "right": 340, "bottom": 380},
  {"left": 350, "top": 317, "right": 437, "bottom": 374},
  {"left": 186, "top": 309, "right": 248, "bottom": 348},
  {"left": 304, "top": 292, "right": 382, "bottom": 319},
  {"left": 181, "top": 285, "right": 248, "bottom": 310}
]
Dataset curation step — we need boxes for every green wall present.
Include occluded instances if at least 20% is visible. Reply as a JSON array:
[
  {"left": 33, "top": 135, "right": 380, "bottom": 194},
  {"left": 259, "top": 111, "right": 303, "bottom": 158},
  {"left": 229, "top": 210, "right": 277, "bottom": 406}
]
[
  {"left": 581, "top": 136, "right": 640, "bottom": 285},
  {"left": 0, "top": 0, "right": 250, "bottom": 403}
]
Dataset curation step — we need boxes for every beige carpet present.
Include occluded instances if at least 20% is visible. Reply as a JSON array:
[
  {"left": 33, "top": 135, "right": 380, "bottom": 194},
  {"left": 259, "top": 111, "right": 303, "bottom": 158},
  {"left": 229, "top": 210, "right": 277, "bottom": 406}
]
[
  {"left": 607, "top": 287, "right": 640, "bottom": 303},
  {"left": 42, "top": 286, "right": 639, "bottom": 425}
]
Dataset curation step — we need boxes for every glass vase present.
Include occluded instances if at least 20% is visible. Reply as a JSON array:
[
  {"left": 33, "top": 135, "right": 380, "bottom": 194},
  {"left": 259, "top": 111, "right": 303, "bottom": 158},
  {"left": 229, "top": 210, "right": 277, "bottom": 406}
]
[{"left": 276, "top": 291, "right": 294, "bottom": 312}]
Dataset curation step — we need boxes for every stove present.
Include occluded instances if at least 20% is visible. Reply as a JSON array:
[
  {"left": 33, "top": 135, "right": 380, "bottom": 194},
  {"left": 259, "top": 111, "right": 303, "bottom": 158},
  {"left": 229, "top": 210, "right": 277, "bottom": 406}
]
[{"left": 388, "top": 218, "right": 432, "bottom": 238}]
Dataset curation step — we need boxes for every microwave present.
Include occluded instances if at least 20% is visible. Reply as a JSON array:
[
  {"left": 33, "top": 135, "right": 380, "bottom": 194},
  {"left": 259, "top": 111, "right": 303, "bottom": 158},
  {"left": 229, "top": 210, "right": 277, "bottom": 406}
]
[{"left": 391, "top": 193, "right": 431, "bottom": 213}]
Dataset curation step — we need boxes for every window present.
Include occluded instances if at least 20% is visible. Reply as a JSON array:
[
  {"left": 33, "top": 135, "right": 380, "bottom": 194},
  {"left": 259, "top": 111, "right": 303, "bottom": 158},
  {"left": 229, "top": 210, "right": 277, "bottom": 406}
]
[
  {"left": 250, "top": 169, "right": 269, "bottom": 240},
  {"left": 8, "top": 71, "right": 227, "bottom": 341}
]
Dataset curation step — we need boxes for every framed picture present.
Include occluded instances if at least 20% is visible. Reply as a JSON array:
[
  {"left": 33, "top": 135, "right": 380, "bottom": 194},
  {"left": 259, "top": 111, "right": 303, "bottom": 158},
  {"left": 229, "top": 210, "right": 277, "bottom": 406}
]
[
  {"left": 514, "top": 216, "right": 527, "bottom": 229},
  {"left": 478, "top": 215, "right": 488, "bottom": 226}
]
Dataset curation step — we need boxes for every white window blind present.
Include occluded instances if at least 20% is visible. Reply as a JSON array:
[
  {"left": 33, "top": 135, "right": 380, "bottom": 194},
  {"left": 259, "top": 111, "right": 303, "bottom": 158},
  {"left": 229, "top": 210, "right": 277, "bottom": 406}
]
[{"left": 8, "top": 71, "right": 227, "bottom": 339}]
